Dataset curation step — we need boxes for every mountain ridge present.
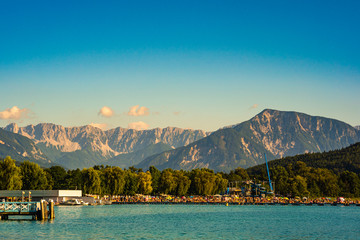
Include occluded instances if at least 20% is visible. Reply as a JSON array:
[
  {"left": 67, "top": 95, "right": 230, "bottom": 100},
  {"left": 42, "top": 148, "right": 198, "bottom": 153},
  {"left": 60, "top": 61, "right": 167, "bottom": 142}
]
[
  {"left": 137, "top": 109, "right": 360, "bottom": 172},
  {"left": 4, "top": 123, "right": 209, "bottom": 169},
  {"left": 0, "top": 128, "right": 52, "bottom": 167}
]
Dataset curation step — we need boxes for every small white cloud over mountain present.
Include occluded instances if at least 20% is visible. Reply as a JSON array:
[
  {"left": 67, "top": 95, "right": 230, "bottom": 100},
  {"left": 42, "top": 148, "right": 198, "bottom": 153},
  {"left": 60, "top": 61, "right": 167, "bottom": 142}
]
[
  {"left": 90, "top": 123, "right": 108, "bottom": 130},
  {"left": 98, "top": 106, "right": 114, "bottom": 117},
  {"left": 128, "top": 105, "right": 149, "bottom": 116},
  {"left": 0, "top": 106, "right": 29, "bottom": 120},
  {"left": 250, "top": 104, "right": 258, "bottom": 109},
  {"left": 128, "top": 121, "right": 149, "bottom": 130}
]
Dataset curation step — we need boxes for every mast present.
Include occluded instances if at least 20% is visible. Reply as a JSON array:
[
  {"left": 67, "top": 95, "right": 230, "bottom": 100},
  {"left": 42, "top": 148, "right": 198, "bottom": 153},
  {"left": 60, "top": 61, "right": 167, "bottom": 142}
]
[{"left": 264, "top": 153, "right": 273, "bottom": 192}]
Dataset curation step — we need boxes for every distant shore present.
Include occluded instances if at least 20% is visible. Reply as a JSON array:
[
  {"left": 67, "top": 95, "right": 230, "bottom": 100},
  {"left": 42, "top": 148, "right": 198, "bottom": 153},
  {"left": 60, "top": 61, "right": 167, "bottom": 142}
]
[{"left": 105, "top": 195, "right": 360, "bottom": 206}]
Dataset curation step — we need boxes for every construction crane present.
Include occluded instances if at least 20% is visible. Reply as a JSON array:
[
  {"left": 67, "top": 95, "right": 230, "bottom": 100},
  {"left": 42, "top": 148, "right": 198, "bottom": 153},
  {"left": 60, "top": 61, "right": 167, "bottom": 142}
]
[{"left": 264, "top": 153, "right": 273, "bottom": 193}]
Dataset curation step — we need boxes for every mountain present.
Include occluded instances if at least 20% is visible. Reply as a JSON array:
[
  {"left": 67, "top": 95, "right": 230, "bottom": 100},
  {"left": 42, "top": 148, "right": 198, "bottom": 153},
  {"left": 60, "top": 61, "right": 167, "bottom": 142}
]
[
  {"left": 355, "top": 125, "right": 360, "bottom": 130},
  {"left": 107, "top": 142, "right": 173, "bottom": 169},
  {"left": 0, "top": 128, "right": 52, "bottom": 167},
  {"left": 247, "top": 142, "right": 360, "bottom": 175},
  {"left": 137, "top": 109, "right": 360, "bottom": 172},
  {"left": 4, "top": 123, "right": 208, "bottom": 169}
]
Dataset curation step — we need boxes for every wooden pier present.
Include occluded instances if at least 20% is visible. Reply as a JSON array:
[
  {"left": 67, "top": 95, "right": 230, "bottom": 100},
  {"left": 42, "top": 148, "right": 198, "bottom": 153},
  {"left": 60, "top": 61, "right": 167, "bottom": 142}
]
[{"left": 0, "top": 200, "right": 55, "bottom": 220}]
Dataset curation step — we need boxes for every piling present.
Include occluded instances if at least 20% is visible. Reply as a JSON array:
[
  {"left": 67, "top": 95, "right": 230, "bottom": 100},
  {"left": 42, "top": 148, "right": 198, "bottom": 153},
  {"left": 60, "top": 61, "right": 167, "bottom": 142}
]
[
  {"left": 49, "top": 200, "right": 55, "bottom": 219},
  {"left": 40, "top": 200, "right": 47, "bottom": 220}
]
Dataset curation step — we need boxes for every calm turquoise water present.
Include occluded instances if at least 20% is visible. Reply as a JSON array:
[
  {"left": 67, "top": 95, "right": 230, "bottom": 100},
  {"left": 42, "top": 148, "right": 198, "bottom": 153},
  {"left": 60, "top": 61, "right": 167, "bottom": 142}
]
[{"left": 0, "top": 204, "right": 359, "bottom": 239}]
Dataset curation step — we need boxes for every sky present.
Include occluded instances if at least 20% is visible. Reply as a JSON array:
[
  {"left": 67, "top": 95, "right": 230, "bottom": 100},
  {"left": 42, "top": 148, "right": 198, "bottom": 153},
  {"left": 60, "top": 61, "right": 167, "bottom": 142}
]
[{"left": 0, "top": 0, "right": 359, "bottom": 131}]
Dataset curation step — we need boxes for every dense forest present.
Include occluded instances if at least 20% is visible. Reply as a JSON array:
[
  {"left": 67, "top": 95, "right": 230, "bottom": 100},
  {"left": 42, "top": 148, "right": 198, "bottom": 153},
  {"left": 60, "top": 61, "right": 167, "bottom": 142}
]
[
  {"left": 248, "top": 142, "right": 360, "bottom": 175},
  {"left": 0, "top": 142, "right": 359, "bottom": 197}
]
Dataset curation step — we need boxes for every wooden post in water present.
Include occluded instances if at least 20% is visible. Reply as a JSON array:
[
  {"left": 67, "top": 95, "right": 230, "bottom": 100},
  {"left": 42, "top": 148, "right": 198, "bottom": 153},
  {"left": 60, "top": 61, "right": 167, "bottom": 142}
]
[
  {"left": 44, "top": 201, "right": 48, "bottom": 220},
  {"left": 49, "top": 200, "right": 55, "bottom": 219},
  {"left": 40, "top": 200, "right": 48, "bottom": 220}
]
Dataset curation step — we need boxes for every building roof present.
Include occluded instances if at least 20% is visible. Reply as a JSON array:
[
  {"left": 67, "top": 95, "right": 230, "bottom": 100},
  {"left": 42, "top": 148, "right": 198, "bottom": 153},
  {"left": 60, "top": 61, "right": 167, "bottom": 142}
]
[{"left": 0, "top": 190, "right": 82, "bottom": 198}]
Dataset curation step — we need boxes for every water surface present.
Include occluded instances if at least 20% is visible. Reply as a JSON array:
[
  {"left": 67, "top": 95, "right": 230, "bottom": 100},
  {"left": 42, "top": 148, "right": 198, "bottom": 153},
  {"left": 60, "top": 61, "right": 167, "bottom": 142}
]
[{"left": 0, "top": 204, "right": 359, "bottom": 239}]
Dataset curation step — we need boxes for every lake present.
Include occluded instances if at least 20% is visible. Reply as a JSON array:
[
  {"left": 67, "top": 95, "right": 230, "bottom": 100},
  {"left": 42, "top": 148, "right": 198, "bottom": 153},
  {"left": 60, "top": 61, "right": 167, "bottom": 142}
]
[{"left": 0, "top": 204, "right": 359, "bottom": 239}]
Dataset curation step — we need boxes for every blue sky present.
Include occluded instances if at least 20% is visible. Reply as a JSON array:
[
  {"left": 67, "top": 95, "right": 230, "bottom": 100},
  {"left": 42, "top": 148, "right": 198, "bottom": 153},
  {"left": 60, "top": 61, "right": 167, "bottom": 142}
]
[{"left": 0, "top": 1, "right": 359, "bottom": 131}]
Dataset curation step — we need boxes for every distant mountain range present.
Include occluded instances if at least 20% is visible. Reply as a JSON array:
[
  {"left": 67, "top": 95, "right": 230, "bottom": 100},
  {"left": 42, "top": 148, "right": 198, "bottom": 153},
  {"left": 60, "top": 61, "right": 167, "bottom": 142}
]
[
  {"left": 137, "top": 109, "right": 360, "bottom": 172},
  {"left": 1, "top": 109, "right": 359, "bottom": 171},
  {"left": 355, "top": 125, "right": 360, "bottom": 130},
  {"left": 3, "top": 123, "right": 208, "bottom": 169}
]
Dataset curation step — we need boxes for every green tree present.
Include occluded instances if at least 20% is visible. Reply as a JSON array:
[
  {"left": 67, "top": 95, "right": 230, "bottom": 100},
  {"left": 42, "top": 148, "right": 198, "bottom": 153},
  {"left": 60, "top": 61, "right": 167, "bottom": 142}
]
[
  {"left": 214, "top": 173, "right": 228, "bottom": 194},
  {"left": 289, "top": 175, "right": 309, "bottom": 197},
  {"left": 20, "top": 161, "right": 49, "bottom": 190},
  {"left": 66, "top": 169, "right": 82, "bottom": 190},
  {"left": 313, "top": 168, "right": 340, "bottom": 197},
  {"left": 81, "top": 168, "right": 101, "bottom": 194},
  {"left": 159, "top": 169, "right": 177, "bottom": 194},
  {"left": 271, "top": 166, "right": 290, "bottom": 195},
  {"left": 173, "top": 170, "right": 191, "bottom": 196},
  {"left": 338, "top": 171, "right": 360, "bottom": 197},
  {"left": 0, "top": 156, "right": 22, "bottom": 190},
  {"left": 101, "top": 167, "right": 126, "bottom": 195},
  {"left": 149, "top": 166, "right": 161, "bottom": 194},
  {"left": 138, "top": 171, "right": 153, "bottom": 195},
  {"left": 124, "top": 170, "right": 139, "bottom": 195},
  {"left": 190, "top": 169, "right": 217, "bottom": 195},
  {"left": 46, "top": 166, "right": 67, "bottom": 189}
]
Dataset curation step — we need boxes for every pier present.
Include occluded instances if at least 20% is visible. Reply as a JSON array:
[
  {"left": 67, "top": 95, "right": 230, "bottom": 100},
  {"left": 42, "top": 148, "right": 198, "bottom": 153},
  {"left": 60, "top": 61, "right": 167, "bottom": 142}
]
[{"left": 0, "top": 200, "right": 55, "bottom": 220}]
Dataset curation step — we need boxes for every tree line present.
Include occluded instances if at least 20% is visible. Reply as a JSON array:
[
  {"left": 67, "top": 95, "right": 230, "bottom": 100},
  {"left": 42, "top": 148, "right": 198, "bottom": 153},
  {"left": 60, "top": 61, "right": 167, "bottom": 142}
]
[
  {"left": 0, "top": 156, "right": 228, "bottom": 196},
  {"left": 1, "top": 156, "right": 359, "bottom": 197}
]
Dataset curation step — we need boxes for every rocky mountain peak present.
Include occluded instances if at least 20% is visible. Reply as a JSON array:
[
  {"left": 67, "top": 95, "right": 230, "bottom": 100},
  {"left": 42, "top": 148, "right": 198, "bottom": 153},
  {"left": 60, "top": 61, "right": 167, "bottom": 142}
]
[
  {"left": 3, "top": 122, "right": 209, "bottom": 169},
  {"left": 4, "top": 123, "right": 19, "bottom": 133},
  {"left": 137, "top": 109, "right": 360, "bottom": 172}
]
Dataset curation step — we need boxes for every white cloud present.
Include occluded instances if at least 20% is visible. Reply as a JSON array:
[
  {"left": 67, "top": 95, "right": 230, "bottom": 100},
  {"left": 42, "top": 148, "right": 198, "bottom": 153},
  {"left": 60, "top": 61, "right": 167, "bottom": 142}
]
[
  {"left": 128, "top": 121, "right": 150, "bottom": 130},
  {"left": 128, "top": 105, "right": 149, "bottom": 116},
  {"left": 250, "top": 104, "right": 258, "bottom": 109},
  {"left": 90, "top": 123, "right": 108, "bottom": 130},
  {"left": 98, "top": 106, "right": 114, "bottom": 117},
  {"left": 0, "top": 106, "right": 29, "bottom": 120}
]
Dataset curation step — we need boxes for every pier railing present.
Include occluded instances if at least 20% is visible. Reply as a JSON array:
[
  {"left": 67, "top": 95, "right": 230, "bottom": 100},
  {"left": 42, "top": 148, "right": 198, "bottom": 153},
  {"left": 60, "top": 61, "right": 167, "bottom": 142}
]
[{"left": 0, "top": 202, "right": 39, "bottom": 213}]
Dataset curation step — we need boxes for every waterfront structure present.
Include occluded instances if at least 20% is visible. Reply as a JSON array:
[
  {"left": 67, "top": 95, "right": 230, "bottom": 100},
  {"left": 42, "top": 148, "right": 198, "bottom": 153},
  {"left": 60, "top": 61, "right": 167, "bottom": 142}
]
[
  {"left": 0, "top": 190, "right": 93, "bottom": 203},
  {"left": 0, "top": 200, "right": 54, "bottom": 220}
]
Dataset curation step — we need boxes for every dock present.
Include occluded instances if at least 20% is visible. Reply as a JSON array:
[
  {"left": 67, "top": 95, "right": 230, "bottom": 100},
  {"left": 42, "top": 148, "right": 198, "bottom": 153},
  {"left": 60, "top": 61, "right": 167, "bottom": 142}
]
[{"left": 0, "top": 200, "right": 55, "bottom": 220}]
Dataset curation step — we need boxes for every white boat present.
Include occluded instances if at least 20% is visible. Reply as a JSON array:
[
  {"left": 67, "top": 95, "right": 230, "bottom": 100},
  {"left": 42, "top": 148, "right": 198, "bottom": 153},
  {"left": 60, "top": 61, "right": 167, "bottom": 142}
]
[{"left": 60, "top": 199, "right": 82, "bottom": 206}]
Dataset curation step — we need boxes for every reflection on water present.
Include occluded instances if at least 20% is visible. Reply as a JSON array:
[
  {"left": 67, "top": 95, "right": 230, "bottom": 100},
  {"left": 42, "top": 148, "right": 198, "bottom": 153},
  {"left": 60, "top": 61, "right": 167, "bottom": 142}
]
[{"left": 0, "top": 205, "right": 359, "bottom": 239}]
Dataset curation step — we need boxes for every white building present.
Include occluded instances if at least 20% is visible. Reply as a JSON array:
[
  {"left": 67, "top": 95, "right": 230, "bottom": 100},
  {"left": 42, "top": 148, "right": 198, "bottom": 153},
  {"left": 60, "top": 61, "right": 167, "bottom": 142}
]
[{"left": 0, "top": 190, "right": 93, "bottom": 203}]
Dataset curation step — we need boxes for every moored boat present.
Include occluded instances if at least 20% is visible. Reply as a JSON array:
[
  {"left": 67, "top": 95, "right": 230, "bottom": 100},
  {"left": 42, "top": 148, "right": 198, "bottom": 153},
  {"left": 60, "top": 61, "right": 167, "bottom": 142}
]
[{"left": 60, "top": 199, "right": 82, "bottom": 206}]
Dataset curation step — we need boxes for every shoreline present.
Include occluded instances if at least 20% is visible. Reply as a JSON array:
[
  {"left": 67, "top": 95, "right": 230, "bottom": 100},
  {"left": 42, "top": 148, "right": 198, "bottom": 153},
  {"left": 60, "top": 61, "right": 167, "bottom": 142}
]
[{"left": 111, "top": 201, "right": 360, "bottom": 206}]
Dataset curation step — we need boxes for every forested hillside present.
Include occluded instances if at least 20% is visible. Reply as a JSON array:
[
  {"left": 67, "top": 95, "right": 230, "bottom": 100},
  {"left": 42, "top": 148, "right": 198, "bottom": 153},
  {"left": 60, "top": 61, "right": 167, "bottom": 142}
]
[
  {"left": 246, "top": 143, "right": 360, "bottom": 197},
  {"left": 248, "top": 142, "right": 360, "bottom": 175}
]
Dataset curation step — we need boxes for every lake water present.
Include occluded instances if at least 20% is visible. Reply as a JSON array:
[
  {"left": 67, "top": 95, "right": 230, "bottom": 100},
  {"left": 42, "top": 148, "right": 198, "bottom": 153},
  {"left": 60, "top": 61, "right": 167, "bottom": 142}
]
[{"left": 1, "top": 204, "right": 359, "bottom": 239}]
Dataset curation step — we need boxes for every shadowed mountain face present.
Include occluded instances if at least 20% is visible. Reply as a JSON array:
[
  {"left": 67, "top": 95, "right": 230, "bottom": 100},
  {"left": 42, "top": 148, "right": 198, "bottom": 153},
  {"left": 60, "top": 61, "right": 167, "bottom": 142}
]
[
  {"left": 0, "top": 128, "right": 52, "bottom": 167},
  {"left": 4, "top": 123, "right": 209, "bottom": 169},
  {"left": 137, "top": 109, "right": 360, "bottom": 172},
  {"left": 355, "top": 126, "right": 360, "bottom": 131}
]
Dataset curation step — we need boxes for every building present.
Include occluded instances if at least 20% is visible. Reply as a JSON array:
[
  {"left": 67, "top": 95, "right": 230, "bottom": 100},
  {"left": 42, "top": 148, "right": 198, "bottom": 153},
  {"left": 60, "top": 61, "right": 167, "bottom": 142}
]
[{"left": 0, "top": 190, "right": 94, "bottom": 203}]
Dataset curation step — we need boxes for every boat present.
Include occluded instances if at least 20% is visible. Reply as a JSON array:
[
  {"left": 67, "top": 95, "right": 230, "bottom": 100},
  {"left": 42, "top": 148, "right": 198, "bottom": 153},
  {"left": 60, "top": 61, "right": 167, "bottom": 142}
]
[{"left": 60, "top": 199, "right": 82, "bottom": 206}]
